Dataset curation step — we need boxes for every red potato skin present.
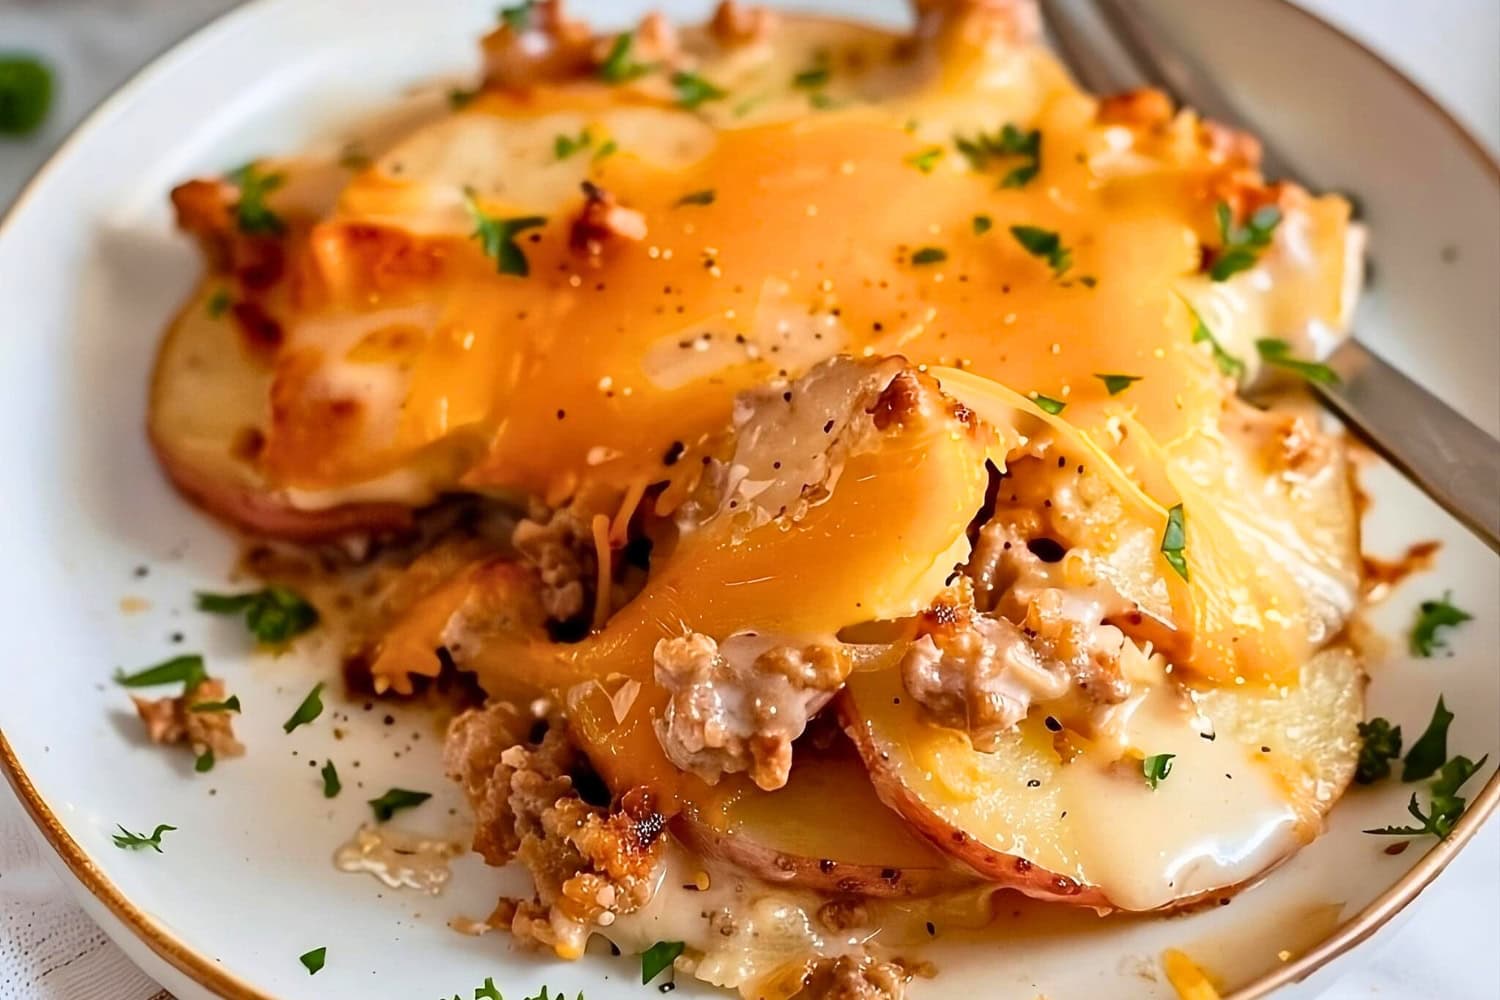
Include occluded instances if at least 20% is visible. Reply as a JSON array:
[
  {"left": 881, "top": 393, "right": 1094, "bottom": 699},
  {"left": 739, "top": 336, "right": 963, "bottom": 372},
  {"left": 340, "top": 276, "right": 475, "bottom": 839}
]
[
  {"left": 148, "top": 426, "right": 413, "bottom": 543},
  {"left": 670, "top": 815, "right": 976, "bottom": 898},
  {"left": 836, "top": 689, "right": 1115, "bottom": 908}
]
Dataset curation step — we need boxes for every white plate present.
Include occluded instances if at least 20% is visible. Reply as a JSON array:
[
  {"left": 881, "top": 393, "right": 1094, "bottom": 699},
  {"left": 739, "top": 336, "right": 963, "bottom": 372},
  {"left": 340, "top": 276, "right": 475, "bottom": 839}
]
[{"left": 0, "top": 1, "right": 1495, "bottom": 998}]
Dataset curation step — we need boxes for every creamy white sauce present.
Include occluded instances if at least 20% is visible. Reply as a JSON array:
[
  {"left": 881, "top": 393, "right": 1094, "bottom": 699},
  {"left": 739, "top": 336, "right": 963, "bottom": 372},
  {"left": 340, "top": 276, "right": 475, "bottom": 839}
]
[
  {"left": 334, "top": 824, "right": 464, "bottom": 894},
  {"left": 1061, "top": 685, "right": 1302, "bottom": 911}
]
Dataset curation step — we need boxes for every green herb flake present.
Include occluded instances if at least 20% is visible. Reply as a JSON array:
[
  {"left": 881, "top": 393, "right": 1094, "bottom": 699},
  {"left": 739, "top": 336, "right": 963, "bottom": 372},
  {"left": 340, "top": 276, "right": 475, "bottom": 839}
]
[
  {"left": 671, "top": 71, "right": 726, "bottom": 110},
  {"left": 1409, "top": 593, "right": 1472, "bottom": 658},
  {"left": 1009, "top": 224, "right": 1071, "bottom": 277},
  {"left": 368, "top": 787, "right": 432, "bottom": 822},
  {"left": 1255, "top": 338, "right": 1340, "bottom": 385},
  {"left": 114, "top": 654, "right": 207, "bottom": 690},
  {"left": 1161, "top": 503, "right": 1189, "bottom": 581},
  {"left": 1142, "top": 753, "right": 1176, "bottom": 789},
  {"left": 112, "top": 823, "right": 175, "bottom": 853},
  {"left": 475, "top": 978, "right": 504, "bottom": 1000},
  {"left": 0, "top": 55, "right": 54, "bottom": 136},
  {"left": 1208, "top": 201, "right": 1281, "bottom": 281},
  {"left": 465, "top": 191, "right": 547, "bottom": 277},
  {"left": 189, "top": 694, "right": 241, "bottom": 714},
  {"left": 1401, "top": 696, "right": 1454, "bottom": 782},
  {"left": 1183, "top": 298, "right": 1246, "bottom": 380},
  {"left": 498, "top": 0, "right": 537, "bottom": 31},
  {"left": 553, "top": 128, "right": 592, "bottom": 160},
  {"left": 954, "top": 123, "right": 1041, "bottom": 188},
  {"left": 675, "top": 188, "right": 716, "bottom": 207},
  {"left": 197, "top": 586, "right": 319, "bottom": 644},
  {"left": 283, "top": 682, "right": 325, "bottom": 734},
  {"left": 299, "top": 946, "right": 327, "bottom": 975},
  {"left": 1355, "top": 718, "right": 1402, "bottom": 784},
  {"left": 599, "top": 33, "right": 651, "bottom": 84},
  {"left": 1032, "top": 394, "right": 1066, "bottom": 415},
  {"left": 641, "top": 940, "right": 686, "bottom": 984},
  {"left": 792, "top": 59, "right": 830, "bottom": 90},
  {"left": 448, "top": 87, "right": 478, "bottom": 110},
  {"left": 321, "top": 760, "right": 342, "bottom": 799},
  {"left": 1095, "top": 373, "right": 1141, "bottom": 396},
  {"left": 1366, "top": 753, "right": 1489, "bottom": 839},
  {"left": 911, "top": 246, "right": 947, "bottom": 266},
  {"left": 972, "top": 214, "right": 992, "bottom": 235},
  {"left": 906, "top": 146, "right": 945, "bottom": 174},
  {"left": 194, "top": 748, "right": 215, "bottom": 773},
  {"left": 206, "top": 288, "right": 233, "bottom": 318},
  {"left": 226, "top": 163, "right": 286, "bottom": 236},
  {"left": 591, "top": 138, "right": 618, "bottom": 163}
]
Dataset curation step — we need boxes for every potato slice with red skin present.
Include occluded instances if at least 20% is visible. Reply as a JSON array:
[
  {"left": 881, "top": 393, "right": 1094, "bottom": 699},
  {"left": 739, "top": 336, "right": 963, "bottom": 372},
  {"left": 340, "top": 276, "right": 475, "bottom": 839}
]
[
  {"left": 839, "top": 648, "right": 1362, "bottom": 911},
  {"left": 673, "top": 735, "right": 975, "bottom": 898},
  {"left": 148, "top": 283, "right": 413, "bottom": 541}
]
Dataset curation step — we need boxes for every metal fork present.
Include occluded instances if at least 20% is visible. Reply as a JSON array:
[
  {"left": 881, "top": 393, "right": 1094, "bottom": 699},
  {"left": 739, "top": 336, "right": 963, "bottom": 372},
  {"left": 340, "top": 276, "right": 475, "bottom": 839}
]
[{"left": 1043, "top": 0, "right": 1500, "bottom": 553}]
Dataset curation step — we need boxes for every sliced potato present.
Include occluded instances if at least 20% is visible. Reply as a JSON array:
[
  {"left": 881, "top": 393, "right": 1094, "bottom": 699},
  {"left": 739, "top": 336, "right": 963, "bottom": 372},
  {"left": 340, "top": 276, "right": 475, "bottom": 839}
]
[
  {"left": 148, "top": 283, "right": 412, "bottom": 540},
  {"left": 840, "top": 647, "right": 1362, "bottom": 911},
  {"left": 673, "top": 736, "right": 974, "bottom": 898}
]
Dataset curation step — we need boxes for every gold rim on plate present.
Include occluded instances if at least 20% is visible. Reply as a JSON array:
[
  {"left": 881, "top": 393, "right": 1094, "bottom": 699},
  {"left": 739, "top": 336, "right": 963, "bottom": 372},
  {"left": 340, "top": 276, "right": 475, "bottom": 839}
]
[{"left": 0, "top": 0, "right": 1495, "bottom": 998}]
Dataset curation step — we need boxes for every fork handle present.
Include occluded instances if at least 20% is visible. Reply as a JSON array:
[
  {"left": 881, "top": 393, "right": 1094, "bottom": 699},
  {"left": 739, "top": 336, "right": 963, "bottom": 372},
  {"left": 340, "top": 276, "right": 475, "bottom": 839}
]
[{"left": 1317, "top": 339, "right": 1500, "bottom": 553}]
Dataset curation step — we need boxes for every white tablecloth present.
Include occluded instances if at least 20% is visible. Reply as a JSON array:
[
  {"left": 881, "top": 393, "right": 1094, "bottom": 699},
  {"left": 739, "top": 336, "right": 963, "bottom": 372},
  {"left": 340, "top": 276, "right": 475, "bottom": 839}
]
[{"left": 1, "top": 1, "right": 1496, "bottom": 998}]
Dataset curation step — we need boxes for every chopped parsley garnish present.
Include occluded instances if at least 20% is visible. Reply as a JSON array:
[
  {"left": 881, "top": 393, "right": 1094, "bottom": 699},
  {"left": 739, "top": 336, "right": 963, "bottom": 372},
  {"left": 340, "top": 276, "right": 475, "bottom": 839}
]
[
  {"left": 0, "top": 55, "right": 53, "bottom": 136},
  {"left": 554, "top": 128, "right": 592, "bottom": 160},
  {"left": 112, "top": 823, "right": 175, "bottom": 852},
  {"left": 299, "top": 946, "right": 327, "bottom": 975},
  {"left": 1009, "top": 225, "right": 1071, "bottom": 277},
  {"left": 1366, "top": 753, "right": 1489, "bottom": 839},
  {"left": 671, "top": 71, "right": 726, "bottom": 110},
  {"left": 1355, "top": 718, "right": 1402, "bottom": 784},
  {"left": 954, "top": 124, "right": 1041, "bottom": 187},
  {"left": 189, "top": 694, "right": 241, "bottom": 714},
  {"left": 1032, "top": 394, "right": 1066, "bottom": 415},
  {"left": 1185, "top": 299, "right": 1246, "bottom": 380},
  {"left": 197, "top": 586, "right": 319, "bottom": 644},
  {"left": 1402, "top": 696, "right": 1454, "bottom": 782},
  {"left": 1409, "top": 593, "right": 1472, "bottom": 658},
  {"left": 1208, "top": 201, "right": 1281, "bottom": 281},
  {"left": 475, "top": 979, "right": 504, "bottom": 1000},
  {"left": 1095, "top": 373, "right": 1141, "bottom": 396},
  {"left": 368, "top": 787, "right": 432, "bottom": 822},
  {"left": 675, "top": 188, "right": 716, "bottom": 207},
  {"left": 792, "top": 57, "right": 830, "bottom": 90},
  {"left": 1142, "top": 753, "right": 1175, "bottom": 789},
  {"left": 321, "top": 760, "right": 342, "bottom": 798},
  {"left": 448, "top": 87, "right": 477, "bottom": 110},
  {"left": 206, "top": 288, "right": 232, "bottom": 318},
  {"left": 592, "top": 138, "right": 618, "bottom": 162},
  {"left": 498, "top": 0, "right": 537, "bottom": 31},
  {"left": 906, "top": 146, "right": 945, "bottom": 173},
  {"left": 227, "top": 163, "right": 285, "bottom": 236},
  {"left": 194, "top": 748, "right": 215, "bottom": 773},
  {"left": 911, "top": 246, "right": 947, "bottom": 266},
  {"left": 599, "top": 33, "right": 651, "bottom": 84},
  {"left": 1160, "top": 503, "right": 1189, "bottom": 581},
  {"left": 283, "top": 682, "right": 325, "bottom": 734},
  {"left": 1255, "top": 338, "right": 1340, "bottom": 385},
  {"left": 114, "top": 654, "right": 207, "bottom": 690},
  {"left": 972, "top": 214, "right": 992, "bottom": 235},
  {"left": 465, "top": 191, "right": 547, "bottom": 277},
  {"left": 641, "top": 940, "right": 686, "bottom": 984}
]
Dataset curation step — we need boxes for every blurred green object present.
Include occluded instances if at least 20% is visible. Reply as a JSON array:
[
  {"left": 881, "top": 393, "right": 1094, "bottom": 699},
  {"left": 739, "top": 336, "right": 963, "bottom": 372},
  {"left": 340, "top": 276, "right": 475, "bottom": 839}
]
[{"left": 0, "top": 54, "right": 54, "bottom": 136}]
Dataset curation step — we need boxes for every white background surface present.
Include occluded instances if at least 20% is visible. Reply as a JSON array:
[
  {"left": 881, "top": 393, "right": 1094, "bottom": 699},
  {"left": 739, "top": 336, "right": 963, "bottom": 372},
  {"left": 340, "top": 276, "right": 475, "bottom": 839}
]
[{"left": 0, "top": 1, "right": 1496, "bottom": 998}]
